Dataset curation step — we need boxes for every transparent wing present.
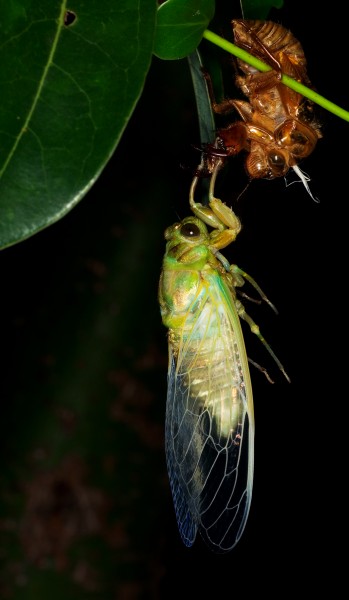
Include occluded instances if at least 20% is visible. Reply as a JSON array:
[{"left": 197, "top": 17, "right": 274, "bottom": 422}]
[{"left": 165, "top": 275, "right": 254, "bottom": 553}]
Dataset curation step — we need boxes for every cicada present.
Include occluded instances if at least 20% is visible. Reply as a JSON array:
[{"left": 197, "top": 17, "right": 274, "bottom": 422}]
[
  {"left": 202, "top": 20, "right": 322, "bottom": 198},
  {"left": 159, "top": 181, "right": 288, "bottom": 552}
]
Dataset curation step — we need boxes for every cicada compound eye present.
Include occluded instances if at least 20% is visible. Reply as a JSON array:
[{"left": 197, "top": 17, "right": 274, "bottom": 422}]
[
  {"left": 244, "top": 140, "right": 287, "bottom": 180},
  {"left": 267, "top": 150, "right": 288, "bottom": 177},
  {"left": 180, "top": 222, "right": 201, "bottom": 238}
]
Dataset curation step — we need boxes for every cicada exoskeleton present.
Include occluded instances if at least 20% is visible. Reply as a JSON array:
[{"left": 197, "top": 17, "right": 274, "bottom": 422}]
[{"left": 202, "top": 20, "right": 322, "bottom": 196}]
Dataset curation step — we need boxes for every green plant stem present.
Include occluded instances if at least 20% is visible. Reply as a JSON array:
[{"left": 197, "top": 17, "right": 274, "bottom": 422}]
[{"left": 203, "top": 29, "right": 349, "bottom": 123}]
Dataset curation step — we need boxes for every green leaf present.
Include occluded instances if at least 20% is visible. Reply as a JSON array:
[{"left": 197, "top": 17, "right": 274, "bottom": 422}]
[
  {"left": 0, "top": 0, "right": 156, "bottom": 249},
  {"left": 241, "top": 0, "right": 284, "bottom": 19},
  {"left": 153, "top": 0, "right": 215, "bottom": 60},
  {"left": 187, "top": 50, "right": 216, "bottom": 146}
]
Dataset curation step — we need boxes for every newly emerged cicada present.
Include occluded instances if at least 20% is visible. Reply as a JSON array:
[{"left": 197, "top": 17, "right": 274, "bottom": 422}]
[
  {"left": 202, "top": 20, "right": 322, "bottom": 197},
  {"left": 159, "top": 178, "right": 289, "bottom": 552}
]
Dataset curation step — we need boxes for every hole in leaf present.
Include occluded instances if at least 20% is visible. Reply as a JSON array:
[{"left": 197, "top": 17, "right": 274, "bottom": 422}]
[{"left": 64, "top": 10, "right": 77, "bottom": 26}]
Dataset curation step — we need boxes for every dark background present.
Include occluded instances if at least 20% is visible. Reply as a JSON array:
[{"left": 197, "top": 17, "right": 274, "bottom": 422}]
[{"left": 0, "top": 1, "right": 347, "bottom": 598}]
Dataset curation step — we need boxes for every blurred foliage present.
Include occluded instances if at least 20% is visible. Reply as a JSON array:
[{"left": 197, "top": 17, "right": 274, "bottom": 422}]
[{"left": 241, "top": 0, "right": 284, "bottom": 18}]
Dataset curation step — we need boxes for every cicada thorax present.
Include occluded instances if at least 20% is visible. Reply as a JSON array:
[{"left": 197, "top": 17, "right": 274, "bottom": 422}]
[{"left": 204, "top": 19, "right": 322, "bottom": 184}]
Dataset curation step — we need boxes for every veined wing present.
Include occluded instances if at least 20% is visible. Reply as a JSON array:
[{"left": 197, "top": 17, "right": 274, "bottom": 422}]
[{"left": 165, "top": 272, "right": 254, "bottom": 553}]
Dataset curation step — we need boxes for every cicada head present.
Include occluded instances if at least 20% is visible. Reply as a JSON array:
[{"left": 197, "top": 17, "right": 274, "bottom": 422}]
[
  {"left": 244, "top": 140, "right": 290, "bottom": 179},
  {"left": 244, "top": 114, "right": 321, "bottom": 180},
  {"left": 164, "top": 217, "right": 211, "bottom": 263},
  {"left": 274, "top": 119, "right": 320, "bottom": 161},
  {"left": 164, "top": 217, "right": 208, "bottom": 244}
]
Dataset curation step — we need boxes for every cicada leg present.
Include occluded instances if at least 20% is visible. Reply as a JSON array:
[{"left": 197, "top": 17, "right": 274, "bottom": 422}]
[
  {"left": 235, "top": 296, "right": 290, "bottom": 382},
  {"left": 248, "top": 357, "right": 275, "bottom": 384},
  {"left": 190, "top": 153, "right": 225, "bottom": 207},
  {"left": 212, "top": 254, "right": 290, "bottom": 383},
  {"left": 189, "top": 168, "right": 241, "bottom": 250},
  {"left": 229, "top": 264, "right": 290, "bottom": 381},
  {"left": 231, "top": 265, "right": 278, "bottom": 314}
]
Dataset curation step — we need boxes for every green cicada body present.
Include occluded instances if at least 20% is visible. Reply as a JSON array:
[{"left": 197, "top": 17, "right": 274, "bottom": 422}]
[{"left": 159, "top": 205, "right": 254, "bottom": 552}]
